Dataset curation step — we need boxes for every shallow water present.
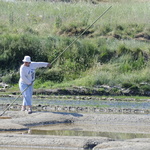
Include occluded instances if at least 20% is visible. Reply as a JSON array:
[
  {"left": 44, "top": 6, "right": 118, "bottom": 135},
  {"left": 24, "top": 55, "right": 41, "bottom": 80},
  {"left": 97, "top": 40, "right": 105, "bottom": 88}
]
[
  {"left": 30, "top": 129, "right": 150, "bottom": 140},
  {"left": 0, "top": 96, "right": 150, "bottom": 110},
  {"left": 29, "top": 123, "right": 150, "bottom": 140}
]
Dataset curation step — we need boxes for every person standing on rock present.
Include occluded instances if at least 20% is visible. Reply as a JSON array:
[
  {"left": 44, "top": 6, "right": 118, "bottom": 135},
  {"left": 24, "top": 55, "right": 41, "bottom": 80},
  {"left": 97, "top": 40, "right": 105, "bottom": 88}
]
[{"left": 19, "top": 56, "right": 51, "bottom": 114}]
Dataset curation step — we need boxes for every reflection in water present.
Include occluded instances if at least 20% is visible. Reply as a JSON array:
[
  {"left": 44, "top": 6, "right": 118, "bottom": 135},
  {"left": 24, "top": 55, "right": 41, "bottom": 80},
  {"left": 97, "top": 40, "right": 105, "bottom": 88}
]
[
  {"left": 30, "top": 128, "right": 150, "bottom": 140},
  {"left": 29, "top": 123, "right": 150, "bottom": 140}
]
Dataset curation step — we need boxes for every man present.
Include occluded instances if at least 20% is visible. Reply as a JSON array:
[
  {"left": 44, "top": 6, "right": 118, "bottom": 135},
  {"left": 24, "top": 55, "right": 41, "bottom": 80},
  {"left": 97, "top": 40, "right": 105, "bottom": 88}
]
[{"left": 19, "top": 56, "right": 51, "bottom": 114}]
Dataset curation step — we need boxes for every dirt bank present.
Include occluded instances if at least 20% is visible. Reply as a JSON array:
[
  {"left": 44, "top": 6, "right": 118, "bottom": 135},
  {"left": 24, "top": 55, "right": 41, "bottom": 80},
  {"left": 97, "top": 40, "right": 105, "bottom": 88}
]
[{"left": 0, "top": 111, "right": 150, "bottom": 150}]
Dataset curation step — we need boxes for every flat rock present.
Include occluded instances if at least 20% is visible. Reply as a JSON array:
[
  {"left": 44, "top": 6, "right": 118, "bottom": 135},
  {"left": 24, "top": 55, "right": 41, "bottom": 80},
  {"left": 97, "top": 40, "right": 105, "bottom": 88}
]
[
  {"left": 0, "top": 134, "right": 112, "bottom": 150},
  {"left": 93, "top": 140, "right": 150, "bottom": 150}
]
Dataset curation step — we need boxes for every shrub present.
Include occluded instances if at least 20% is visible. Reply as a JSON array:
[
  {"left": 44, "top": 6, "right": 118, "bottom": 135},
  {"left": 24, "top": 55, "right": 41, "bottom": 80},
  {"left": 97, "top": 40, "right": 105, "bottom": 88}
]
[
  {"left": 129, "top": 84, "right": 139, "bottom": 92},
  {"left": 2, "top": 72, "right": 19, "bottom": 84},
  {"left": 139, "top": 84, "right": 150, "bottom": 91},
  {"left": 117, "top": 44, "right": 131, "bottom": 56},
  {"left": 122, "top": 82, "right": 134, "bottom": 88},
  {"left": 98, "top": 48, "right": 115, "bottom": 63},
  {"left": 99, "top": 24, "right": 112, "bottom": 35},
  {"left": 0, "top": 34, "right": 48, "bottom": 70},
  {"left": 37, "top": 68, "right": 64, "bottom": 83}
]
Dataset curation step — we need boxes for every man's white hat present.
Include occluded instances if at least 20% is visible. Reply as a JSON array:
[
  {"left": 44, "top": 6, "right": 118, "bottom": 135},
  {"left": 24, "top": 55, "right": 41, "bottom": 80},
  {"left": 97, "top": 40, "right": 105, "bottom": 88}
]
[{"left": 22, "top": 56, "right": 31, "bottom": 62}]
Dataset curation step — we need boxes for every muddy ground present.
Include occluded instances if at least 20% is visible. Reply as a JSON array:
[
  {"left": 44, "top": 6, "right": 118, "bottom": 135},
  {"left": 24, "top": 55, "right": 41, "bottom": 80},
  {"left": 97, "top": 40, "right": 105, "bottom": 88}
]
[{"left": 0, "top": 111, "right": 150, "bottom": 150}]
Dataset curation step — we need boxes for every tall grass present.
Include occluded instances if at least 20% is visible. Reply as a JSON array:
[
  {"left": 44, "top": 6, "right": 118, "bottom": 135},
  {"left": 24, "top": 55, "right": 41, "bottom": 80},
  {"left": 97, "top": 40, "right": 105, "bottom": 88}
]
[
  {"left": 70, "top": 61, "right": 150, "bottom": 88},
  {"left": 0, "top": 0, "right": 150, "bottom": 91}
]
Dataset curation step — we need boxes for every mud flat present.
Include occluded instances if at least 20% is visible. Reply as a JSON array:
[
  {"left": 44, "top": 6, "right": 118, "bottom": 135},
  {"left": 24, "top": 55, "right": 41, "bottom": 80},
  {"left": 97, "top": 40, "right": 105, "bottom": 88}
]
[{"left": 0, "top": 111, "right": 150, "bottom": 150}]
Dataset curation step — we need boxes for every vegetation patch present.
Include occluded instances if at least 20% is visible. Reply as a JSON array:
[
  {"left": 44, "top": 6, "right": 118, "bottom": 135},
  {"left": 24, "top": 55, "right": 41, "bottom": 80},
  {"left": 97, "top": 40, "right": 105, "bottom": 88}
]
[{"left": 0, "top": 0, "right": 150, "bottom": 96}]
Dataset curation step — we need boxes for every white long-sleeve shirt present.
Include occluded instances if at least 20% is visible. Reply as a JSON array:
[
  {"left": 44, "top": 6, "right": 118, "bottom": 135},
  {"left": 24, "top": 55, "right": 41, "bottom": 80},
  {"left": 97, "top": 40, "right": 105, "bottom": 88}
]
[{"left": 19, "top": 62, "right": 49, "bottom": 85}]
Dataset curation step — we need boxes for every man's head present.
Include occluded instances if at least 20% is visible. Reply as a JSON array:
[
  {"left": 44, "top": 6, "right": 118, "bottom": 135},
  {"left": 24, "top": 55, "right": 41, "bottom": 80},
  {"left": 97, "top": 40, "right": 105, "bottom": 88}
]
[
  {"left": 22, "top": 56, "right": 31, "bottom": 67},
  {"left": 22, "top": 56, "right": 31, "bottom": 63}
]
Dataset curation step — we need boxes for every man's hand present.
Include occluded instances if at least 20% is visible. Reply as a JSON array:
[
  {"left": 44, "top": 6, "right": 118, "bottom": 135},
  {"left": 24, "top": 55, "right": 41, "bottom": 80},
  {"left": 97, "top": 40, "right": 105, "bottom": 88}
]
[
  {"left": 28, "top": 83, "right": 32, "bottom": 86},
  {"left": 29, "top": 80, "right": 34, "bottom": 86},
  {"left": 47, "top": 63, "right": 52, "bottom": 68}
]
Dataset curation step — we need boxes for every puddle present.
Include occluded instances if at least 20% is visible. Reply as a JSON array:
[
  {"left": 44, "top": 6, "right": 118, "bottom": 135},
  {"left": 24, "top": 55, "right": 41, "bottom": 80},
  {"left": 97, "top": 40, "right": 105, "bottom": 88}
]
[
  {"left": 29, "top": 123, "right": 150, "bottom": 140},
  {"left": 30, "top": 129, "right": 150, "bottom": 140}
]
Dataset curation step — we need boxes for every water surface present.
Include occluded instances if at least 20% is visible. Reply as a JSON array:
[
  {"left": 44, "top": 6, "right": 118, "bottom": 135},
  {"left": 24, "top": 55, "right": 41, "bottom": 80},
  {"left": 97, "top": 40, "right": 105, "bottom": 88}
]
[{"left": 0, "top": 97, "right": 150, "bottom": 110}]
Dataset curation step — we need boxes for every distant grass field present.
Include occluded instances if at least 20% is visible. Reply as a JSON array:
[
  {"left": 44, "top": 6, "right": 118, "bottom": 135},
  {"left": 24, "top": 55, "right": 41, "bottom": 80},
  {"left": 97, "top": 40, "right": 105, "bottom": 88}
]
[{"left": 0, "top": 0, "right": 149, "bottom": 34}]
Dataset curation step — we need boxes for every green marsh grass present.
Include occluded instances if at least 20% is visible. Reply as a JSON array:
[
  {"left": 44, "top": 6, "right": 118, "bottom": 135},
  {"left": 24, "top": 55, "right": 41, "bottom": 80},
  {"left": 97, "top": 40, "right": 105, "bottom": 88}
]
[{"left": 0, "top": 0, "right": 150, "bottom": 93}]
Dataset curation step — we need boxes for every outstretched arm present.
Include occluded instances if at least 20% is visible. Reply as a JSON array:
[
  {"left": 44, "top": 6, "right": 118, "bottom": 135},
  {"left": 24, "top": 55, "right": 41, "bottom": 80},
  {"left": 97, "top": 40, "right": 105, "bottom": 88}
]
[{"left": 31, "top": 62, "right": 52, "bottom": 69}]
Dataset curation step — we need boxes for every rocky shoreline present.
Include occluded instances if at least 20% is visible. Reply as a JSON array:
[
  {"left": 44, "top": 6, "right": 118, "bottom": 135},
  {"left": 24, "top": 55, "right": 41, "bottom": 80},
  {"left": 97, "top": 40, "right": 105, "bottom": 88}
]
[
  {"left": 25, "top": 86, "right": 150, "bottom": 96},
  {"left": 1, "top": 84, "right": 150, "bottom": 96},
  {"left": 0, "top": 103, "right": 150, "bottom": 115}
]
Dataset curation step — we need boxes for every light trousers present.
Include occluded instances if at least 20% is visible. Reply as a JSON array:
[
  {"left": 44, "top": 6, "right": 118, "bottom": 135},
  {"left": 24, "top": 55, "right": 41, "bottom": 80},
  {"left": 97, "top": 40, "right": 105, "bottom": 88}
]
[{"left": 19, "top": 81, "right": 33, "bottom": 106}]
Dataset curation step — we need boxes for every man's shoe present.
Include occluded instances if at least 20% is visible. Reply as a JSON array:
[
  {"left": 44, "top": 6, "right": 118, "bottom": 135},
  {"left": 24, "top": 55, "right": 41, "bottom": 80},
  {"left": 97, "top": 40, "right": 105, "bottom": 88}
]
[{"left": 28, "top": 109, "right": 32, "bottom": 114}]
